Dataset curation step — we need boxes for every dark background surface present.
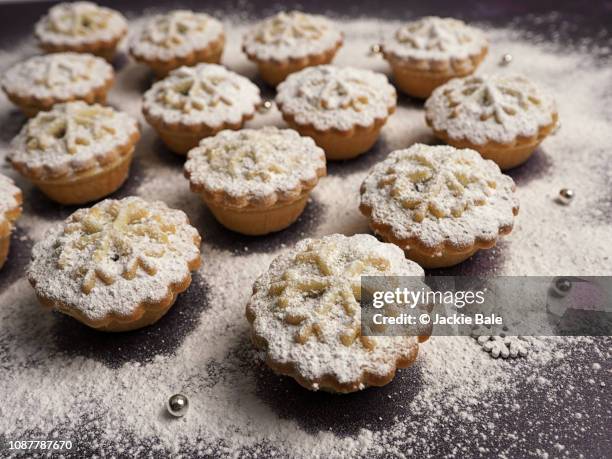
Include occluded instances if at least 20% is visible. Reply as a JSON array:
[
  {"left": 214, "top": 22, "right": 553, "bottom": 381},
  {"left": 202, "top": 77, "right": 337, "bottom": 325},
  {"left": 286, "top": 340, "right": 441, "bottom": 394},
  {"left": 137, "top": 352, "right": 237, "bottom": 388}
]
[
  {"left": 0, "top": 0, "right": 611, "bottom": 46},
  {"left": 0, "top": 1, "right": 610, "bottom": 458}
]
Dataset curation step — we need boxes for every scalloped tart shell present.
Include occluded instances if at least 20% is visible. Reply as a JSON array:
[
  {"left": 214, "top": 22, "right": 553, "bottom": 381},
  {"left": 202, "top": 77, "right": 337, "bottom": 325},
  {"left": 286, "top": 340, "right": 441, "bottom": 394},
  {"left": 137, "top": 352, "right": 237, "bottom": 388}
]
[
  {"left": 3, "top": 75, "right": 113, "bottom": 118},
  {"left": 38, "top": 33, "right": 126, "bottom": 62},
  {"left": 31, "top": 234, "right": 201, "bottom": 332},
  {"left": 131, "top": 34, "right": 225, "bottom": 78},
  {"left": 359, "top": 200, "right": 519, "bottom": 269},
  {"left": 143, "top": 109, "right": 257, "bottom": 156},
  {"left": 245, "top": 40, "right": 342, "bottom": 87},
  {"left": 0, "top": 187, "right": 22, "bottom": 270},
  {"left": 383, "top": 47, "right": 487, "bottom": 99},
  {"left": 278, "top": 106, "right": 395, "bottom": 161},
  {"left": 426, "top": 112, "right": 559, "bottom": 170}
]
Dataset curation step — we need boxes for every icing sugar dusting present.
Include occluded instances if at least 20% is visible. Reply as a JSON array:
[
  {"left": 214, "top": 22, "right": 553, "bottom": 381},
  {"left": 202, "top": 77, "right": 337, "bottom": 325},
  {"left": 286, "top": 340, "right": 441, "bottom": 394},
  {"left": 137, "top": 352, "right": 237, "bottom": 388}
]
[
  {"left": 276, "top": 65, "right": 396, "bottom": 131},
  {"left": 184, "top": 127, "right": 325, "bottom": 205},
  {"left": 130, "top": 10, "right": 224, "bottom": 61},
  {"left": 27, "top": 197, "right": 200, "bottom": 320},
  {"left": 425, "top": 74, "right": 557, "bottom": 145},
  {"left": 382, "top": 16, "right": 487, "bottom": 62},
  {"left": 143, "top": 64, "right": 261, "bottom": 127},
  {"left": 9, "top": 101, "right": 138, "bottom": 179},
  {"left": 243, "top": 11, "right": 342, "bottom": 61},
  {"left": 34, "top": 1, "right": 127, "bottom": 46},
  {"left": 360, "top": 144, "right": 518, "bottom": 249},
  {"left": 1, "top": 52, "right": 113, "bottom": 99},
  {"left": 0, "top": 13, "right": 609, "bottom": 459},
  {"left": 247, "top": 233, "right": 425, "bottom": 389},
  {"left": 0, "top": 174, "right": 20, "bottom": 224}
]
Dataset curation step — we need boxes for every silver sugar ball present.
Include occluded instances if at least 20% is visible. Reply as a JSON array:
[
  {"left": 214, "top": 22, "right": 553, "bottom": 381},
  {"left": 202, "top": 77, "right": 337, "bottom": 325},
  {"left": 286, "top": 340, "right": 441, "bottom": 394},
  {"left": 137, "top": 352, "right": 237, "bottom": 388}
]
[
  {"left": 369, "top": 44, "right": 382, "bottom": 56},
  {"left": 167, "top": 394, "right": 189, "bottom": 418},
  {"left": 558, "top": 188, "right": 574, "bottom": 205},
  {"left": 500, "top": 53, "right": 513, "bottom": 65},
  {"left": 258, "top": 100, "right": 273, "bottom": 113},
  {"left": 554, "top": 278, "right": 572, "bottom": 297}
]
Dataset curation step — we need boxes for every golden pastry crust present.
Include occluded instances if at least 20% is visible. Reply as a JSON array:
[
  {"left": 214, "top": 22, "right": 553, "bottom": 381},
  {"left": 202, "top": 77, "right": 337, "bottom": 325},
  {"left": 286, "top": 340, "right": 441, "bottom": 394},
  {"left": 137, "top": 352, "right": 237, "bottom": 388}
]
[
  {"left": 0, "top": 180, "right": 22, "bottom": 239},
  {"left": 0, "top": 175, "right": 23, "bottom": 270},
  {"left": 245, "top": 41, "right": 342, "bottom": 87},
  {"left": 132, "top": 34, "right": 225, "bottom": 78},
  {"left": 33, "top": 254, "right": 200, "bottom": 332},
  {"left": 359, "top": 144, "right": 519, "bottom": 268},
  {"left": 3, "top": 77, "right": 113, "bottom": 118},
  {"left": 28, "top": 197, "right": 202, "bottom": 332},
  {"left": 279, "top": 108, "right": 395, "bottom": 160},
  {"left": 246, "top": 234, "right": 430, "bottom": 393}
]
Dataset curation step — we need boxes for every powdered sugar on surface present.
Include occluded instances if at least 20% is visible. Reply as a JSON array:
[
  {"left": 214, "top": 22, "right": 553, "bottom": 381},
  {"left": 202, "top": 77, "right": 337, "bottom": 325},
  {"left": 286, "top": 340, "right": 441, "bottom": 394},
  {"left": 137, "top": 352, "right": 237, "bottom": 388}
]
[
  {"left": 425, "top": 74, "right": 557, "bottom": 145},
  {"left": 143, "top": 63, "right": 261, "bottom": 127},
  {"left": 1, "top": 52, "right": 113, "bottom": 100},
  {"left": 0, "top": 10, "right": 610, "bottom": 459},
  {"left": 360, "top": 144, "right": 518, "bottom": 249},
  {"left": 276, "top": 65, "right": 396, "bottom": 131}
]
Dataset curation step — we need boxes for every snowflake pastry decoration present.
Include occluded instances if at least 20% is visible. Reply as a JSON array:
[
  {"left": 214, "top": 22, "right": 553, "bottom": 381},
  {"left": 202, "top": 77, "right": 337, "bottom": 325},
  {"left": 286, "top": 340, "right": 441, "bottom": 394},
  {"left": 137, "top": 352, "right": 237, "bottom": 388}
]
[
  {"left": 267, "top": 240, "right": 390, "bottom": 349},
  {"left": 471, "top": 325, "right": 532, "bottom": 359},
  {"left": 145, "top": 11, "right": 209, "bottom": 48},
  {"left": 207, "top": 140, "right": 288, "bottom": 182},
  {"left": 48, "top": 3, "right": 112, "bottom": 36},
  {"left": 378, "top": 150, "right": 497, "bottom": 222},
  {"left": 474, "top": 335, "right": 531, "bottom": 358},
  {"left": 34, "top": 56, "right": 93, "bottom": 88},
  {"left": 57, "top": 199, "right": 177, "bottom": 294},
  {"left": 443, "top": 75, "right": 543, "bottom": 126},
  {"left": 256, "top": 11, "right": 325, "bottom": 46},
  {"left": 298, "top": 73, "right": 375, "bottom": 112},
  {"left": 159, "top": 68, "right": 239, "bottom": 112},
  {"left": 396, "top": 17, "right": 472, "bottom": 51},
  {"left": 26, "top": 103, "right": 117, "bottom": 155}
]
